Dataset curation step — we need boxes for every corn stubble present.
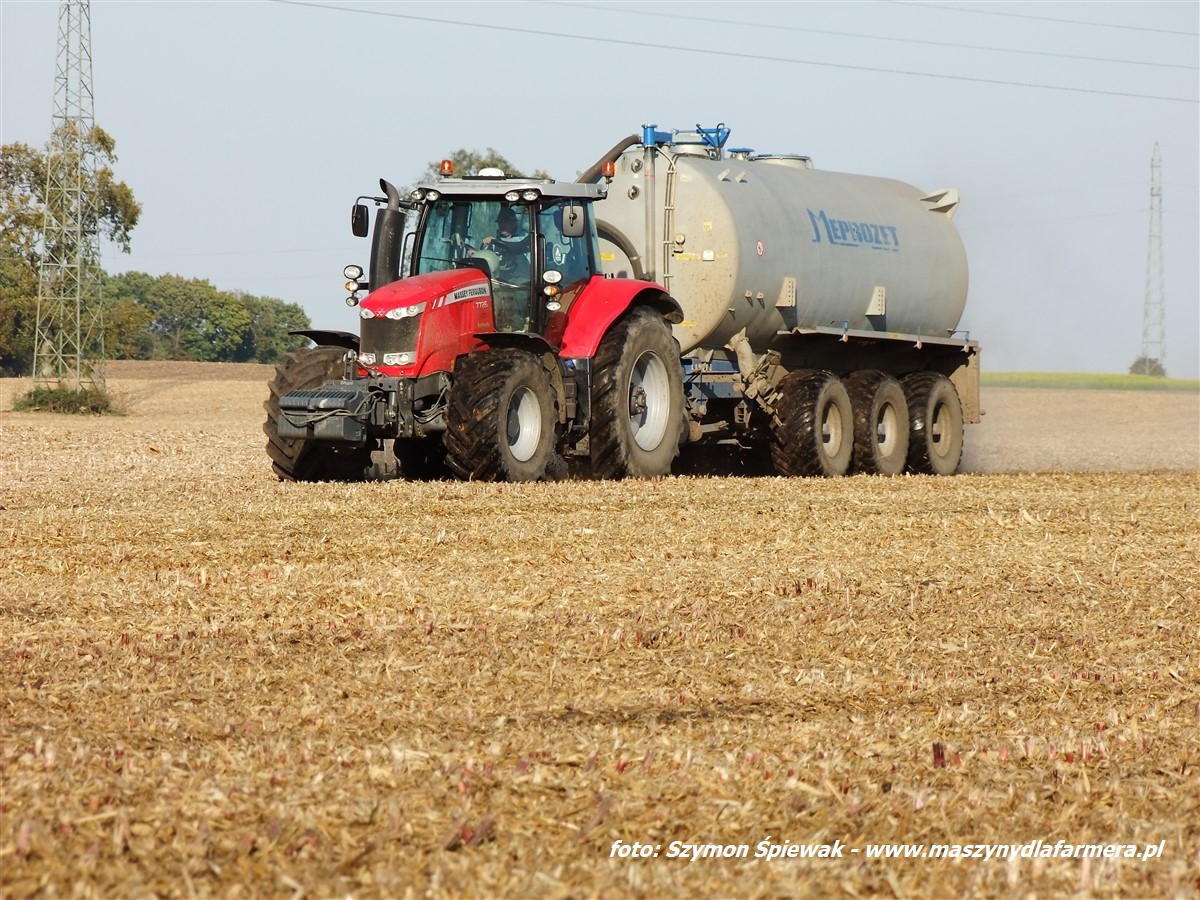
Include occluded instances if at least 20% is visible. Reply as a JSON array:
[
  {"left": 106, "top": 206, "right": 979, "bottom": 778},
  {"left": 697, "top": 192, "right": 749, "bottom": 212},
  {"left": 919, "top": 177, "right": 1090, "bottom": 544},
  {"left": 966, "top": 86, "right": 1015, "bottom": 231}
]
[{"left": 0, "top": 366, "right": 1197, "bottom": 898}]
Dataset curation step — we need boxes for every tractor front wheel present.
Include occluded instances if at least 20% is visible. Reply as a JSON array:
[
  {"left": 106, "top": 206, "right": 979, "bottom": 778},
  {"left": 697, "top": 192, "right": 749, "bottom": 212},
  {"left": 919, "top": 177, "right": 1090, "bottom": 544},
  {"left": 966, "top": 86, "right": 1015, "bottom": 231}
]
[
  {"left": 444, "top": 349, "right": 559, "bottom": 482},
  {"left": 263, "top": 346, "right": 374, "bottom": 482}
]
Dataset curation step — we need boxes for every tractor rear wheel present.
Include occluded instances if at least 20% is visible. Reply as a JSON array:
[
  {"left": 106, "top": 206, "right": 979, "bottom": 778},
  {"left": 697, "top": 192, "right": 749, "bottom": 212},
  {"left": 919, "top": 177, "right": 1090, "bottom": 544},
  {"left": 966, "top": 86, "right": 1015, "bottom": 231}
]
[
  {"left": 846, "top": 370, "right": 910, "bottom": 476},
  {"left": 263, "top": 346, "right": 374, "bottom": 482},
  {"left": 901, "top": 372, "right": 964, "bottom": 475},
  {"left": 590, "top": 307, "right": 685, "bottom": 479},
  {"left": 769, "top": 370, "right": 854, "bottom": 477},
  {"left": 444, "top": 349, "right": 559, "bottom": 482}
]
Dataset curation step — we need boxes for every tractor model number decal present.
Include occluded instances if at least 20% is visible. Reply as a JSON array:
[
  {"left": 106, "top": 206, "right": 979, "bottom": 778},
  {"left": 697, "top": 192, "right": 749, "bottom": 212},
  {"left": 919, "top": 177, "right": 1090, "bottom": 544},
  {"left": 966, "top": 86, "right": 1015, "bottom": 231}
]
[{"left": 807, "top": 209, "right": 899, "bottom": 252}]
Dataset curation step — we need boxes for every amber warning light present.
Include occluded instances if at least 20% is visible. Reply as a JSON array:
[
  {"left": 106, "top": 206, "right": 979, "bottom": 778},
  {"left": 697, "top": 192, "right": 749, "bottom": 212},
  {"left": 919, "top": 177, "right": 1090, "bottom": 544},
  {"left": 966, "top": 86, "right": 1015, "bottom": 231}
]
[
  {"left": 602, "top": 160, "right": 616, "bottom": 179},
  {"left": 440, "top": 159, "right": 454, "bottom": 176}
]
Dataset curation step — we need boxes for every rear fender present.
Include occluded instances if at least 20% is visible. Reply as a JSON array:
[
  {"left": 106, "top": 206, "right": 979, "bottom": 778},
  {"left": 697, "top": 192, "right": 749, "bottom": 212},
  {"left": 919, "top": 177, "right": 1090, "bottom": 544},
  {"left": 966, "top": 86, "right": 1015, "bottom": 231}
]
[{"left": 558, "top": 278, "right": 683, "bottom": 359}]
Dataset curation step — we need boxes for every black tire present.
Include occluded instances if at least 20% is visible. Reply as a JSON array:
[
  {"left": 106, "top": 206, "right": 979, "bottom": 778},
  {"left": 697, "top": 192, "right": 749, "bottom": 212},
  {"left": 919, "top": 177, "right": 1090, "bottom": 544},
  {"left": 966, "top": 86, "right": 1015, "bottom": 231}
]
[
  {"left": 769, "top": 370, "right": 853, "bottom": 477},
  {"left": 901, "top": 372, "right": 964, "bottom": 475},
  {"left": 590, "top": 308, "right": 686, "bottom": 479},
  {"left": 394, "top": 437, "right": 450, "bottom": 481},
  {"left": 845, "top": 371, "right": 910, "bottom": 476},
  {"left": 444, "top": 349, "right": 558, "bottom": 482},
  {"left": 263, "top": 347, "right": 373, "bottom": 482}
]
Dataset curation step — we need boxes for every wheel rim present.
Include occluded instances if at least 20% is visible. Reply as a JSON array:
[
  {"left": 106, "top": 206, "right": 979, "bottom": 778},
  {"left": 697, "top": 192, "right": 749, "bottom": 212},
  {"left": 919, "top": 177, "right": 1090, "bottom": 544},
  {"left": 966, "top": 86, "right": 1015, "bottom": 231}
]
[
  {"left": 506, "top": 385, "right": 542, "bottom": 462},
  {"left": 876, "top": 401, "right": 900, "bottom": 458},
  {"left": 629, "top": 350, "right": 671, "bottom": 451},
  {"left": 929, "top": 402, "right": 948, "bottom": 458},
  {"left": 820, "top": 395, "right": 845, "bottom": 458}
]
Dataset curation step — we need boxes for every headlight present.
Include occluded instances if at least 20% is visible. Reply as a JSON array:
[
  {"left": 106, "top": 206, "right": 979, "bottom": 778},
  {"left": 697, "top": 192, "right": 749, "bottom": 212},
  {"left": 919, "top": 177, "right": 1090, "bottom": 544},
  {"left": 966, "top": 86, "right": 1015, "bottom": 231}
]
[
  {"left": 521, "top": 189, "right": 539, "bottom": 201},
  {"left": 360, "top": 308, "right": 375, "bottom": 319},
  {"left": 358, "top": 352, "right": 377, "bottom": 365},
  {"left": 504, "top": 191, "right": 520, "bottom": 202},
  {"left": 344, "top": 264, "right": 363, "bottom": 279},
  {"left": 425, "top": 190, "right": 440, "bottom": 202},
  {"left": 383, "top": 303, "right": 426, "bottom": 319},
  {"left": 383, "top": 352, "right": 412, "bottom": 365}
]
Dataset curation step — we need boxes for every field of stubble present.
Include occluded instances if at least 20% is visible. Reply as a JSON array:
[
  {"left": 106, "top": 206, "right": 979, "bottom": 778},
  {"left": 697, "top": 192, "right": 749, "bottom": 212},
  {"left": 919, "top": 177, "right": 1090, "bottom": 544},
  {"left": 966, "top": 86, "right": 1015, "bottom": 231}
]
[{"left": 1, "top": 362, "right": 1197, "bottom": 899}]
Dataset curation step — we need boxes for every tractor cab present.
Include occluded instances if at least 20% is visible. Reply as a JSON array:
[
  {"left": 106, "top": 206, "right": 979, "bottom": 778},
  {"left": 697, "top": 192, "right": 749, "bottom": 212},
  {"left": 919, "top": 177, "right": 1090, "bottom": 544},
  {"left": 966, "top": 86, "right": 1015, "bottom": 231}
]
[{"left": 352, "top": 173, "right": 604, "bottom": 345}]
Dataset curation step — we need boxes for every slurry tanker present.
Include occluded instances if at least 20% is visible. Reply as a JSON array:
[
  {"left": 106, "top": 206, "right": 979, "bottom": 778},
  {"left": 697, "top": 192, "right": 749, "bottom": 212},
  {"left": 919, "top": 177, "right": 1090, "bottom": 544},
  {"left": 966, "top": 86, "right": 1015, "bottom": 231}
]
[{"left": 265, "top": 124, "right": 979, "bottom": 482}]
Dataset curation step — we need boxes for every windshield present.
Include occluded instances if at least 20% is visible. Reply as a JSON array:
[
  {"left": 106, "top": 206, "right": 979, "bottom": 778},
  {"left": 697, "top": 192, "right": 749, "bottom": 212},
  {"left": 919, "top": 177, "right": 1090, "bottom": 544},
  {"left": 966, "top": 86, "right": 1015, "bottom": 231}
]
[{"left": 414, "top": 199, "right": 531, "bottom": 282}]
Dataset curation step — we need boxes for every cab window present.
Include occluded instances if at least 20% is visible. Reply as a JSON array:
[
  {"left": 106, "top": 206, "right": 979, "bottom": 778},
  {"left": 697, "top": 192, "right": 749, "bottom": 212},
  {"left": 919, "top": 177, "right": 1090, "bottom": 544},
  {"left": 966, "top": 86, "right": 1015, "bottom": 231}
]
[{"left": 539, "top": 201, "right": 593, "bottom": 290}]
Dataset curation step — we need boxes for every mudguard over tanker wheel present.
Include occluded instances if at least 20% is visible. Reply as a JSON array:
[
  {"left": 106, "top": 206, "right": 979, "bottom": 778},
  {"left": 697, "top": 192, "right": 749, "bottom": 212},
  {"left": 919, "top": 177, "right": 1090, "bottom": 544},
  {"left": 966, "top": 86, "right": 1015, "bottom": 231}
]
[
  {"left": 444, "top": 349, "right": 559, "bottom": 482},
  {"left": 901, "top": 372, "right": 964, "bottom": 475},
  {"left": 770, "top": 370, "right": 854, "bottom": 477},
  {"left": 845, "top": 370, "right": 910, "bottom": 476},
  {"left": 263, "top": 346, "right": 375, "bottom": 482},
  {"left": 589, "top": 307, "right": 686, "bottom": 479}
]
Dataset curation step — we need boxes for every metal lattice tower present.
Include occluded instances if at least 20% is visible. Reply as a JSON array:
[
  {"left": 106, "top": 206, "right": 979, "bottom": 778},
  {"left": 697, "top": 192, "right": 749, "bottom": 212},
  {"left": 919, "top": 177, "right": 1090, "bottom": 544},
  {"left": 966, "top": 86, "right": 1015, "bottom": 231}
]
[
  {"left": 1139, "top": 143, "right": 1166, "bottom": 376},
  {"left": 33, "top": 0, "right": 105, "bottom": 391}
]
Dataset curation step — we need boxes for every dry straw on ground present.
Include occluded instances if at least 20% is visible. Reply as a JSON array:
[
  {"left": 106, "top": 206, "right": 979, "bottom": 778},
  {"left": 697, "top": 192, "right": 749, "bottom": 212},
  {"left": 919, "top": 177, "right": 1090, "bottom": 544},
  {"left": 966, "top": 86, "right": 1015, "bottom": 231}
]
[{"left": 1, "top": 363, "right": 1197, "bottom": 898}]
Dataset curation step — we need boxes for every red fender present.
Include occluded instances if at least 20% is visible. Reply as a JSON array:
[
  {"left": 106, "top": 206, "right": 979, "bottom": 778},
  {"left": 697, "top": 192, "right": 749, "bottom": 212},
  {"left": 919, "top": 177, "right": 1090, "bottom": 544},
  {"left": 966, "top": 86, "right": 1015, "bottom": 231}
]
[{"left": 557, "top": 277, "right": 682, "bottom": 359}]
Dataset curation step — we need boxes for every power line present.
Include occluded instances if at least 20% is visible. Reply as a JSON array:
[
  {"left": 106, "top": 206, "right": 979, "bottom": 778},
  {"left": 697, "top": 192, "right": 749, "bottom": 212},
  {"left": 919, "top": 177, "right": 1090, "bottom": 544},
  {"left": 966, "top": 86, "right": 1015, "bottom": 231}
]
[
  {"left": 269, "top": 1, "right": 1197, "bottom": 104},
  {"left": 553, "top": 1, "right": 1198, "bottom": 71},
  {"left": 895, "top": 2, "right": 1199, "bottom": 37}
]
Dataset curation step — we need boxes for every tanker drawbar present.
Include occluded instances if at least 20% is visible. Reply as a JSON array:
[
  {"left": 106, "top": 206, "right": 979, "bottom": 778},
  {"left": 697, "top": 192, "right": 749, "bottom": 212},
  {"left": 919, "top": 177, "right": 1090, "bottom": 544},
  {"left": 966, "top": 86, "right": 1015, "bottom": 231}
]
[{"left": 264, "top": 122, "right": 980, "bottom": 483}]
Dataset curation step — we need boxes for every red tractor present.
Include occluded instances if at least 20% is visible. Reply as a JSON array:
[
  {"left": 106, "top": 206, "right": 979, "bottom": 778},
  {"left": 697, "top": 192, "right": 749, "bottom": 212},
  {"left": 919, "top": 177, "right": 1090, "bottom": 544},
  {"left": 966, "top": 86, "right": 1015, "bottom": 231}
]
[{"left": 264, "top": 166, "right": 686, "bottom": 482}]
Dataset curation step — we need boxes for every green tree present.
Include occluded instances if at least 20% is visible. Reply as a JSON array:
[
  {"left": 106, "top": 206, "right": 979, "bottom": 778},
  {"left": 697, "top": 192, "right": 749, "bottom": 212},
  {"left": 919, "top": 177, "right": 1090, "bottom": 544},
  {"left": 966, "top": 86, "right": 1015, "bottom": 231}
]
[
  {"left": 1129, "top": 356, "right": 1166, "bottom": 377},
  {"left": 105, "top": 298, "right": 154, "bottom": 359},
  {"left": 137, "top": 274, "right": 251, "bottom": 362},
  {"left": 0, "top": 256, "right": 39, "bottom": 375},
  {"left": 100, "top": 273, "right": 312, "bottom": 364},
  {"left": 103, "top": 271, "right": 157, "bottom": 359},
  {"left": 237, "top": 293, "right": 311, "bottom": 364},
  {"left": 0, "top": 126, "right": 140, "bottom": 374},
  {"left": 418, "top": 148, "right": 552, "bottom": 182}
]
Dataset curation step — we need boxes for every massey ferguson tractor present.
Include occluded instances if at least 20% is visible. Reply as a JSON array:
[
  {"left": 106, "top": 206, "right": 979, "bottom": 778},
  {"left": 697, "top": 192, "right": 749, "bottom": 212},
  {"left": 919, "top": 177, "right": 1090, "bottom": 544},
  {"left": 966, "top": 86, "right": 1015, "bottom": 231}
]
[{"left": 264, "top": 124, "right": 979, "bottom": 482}]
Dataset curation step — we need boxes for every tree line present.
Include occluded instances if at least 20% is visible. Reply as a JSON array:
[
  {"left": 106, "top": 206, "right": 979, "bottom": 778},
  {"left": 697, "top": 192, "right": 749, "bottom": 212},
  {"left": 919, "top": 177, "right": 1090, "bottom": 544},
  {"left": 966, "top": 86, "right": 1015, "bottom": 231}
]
[{"left": 0, "top": 125, "right": 310, "bottom": 376}]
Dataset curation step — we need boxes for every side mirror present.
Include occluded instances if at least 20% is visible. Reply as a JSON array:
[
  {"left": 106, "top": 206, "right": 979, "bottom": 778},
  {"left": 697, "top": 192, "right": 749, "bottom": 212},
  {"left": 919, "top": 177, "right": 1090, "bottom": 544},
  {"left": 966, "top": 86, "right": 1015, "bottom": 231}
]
[
  {"left": 561, "top": 204, "right": 585, "bottom": 239},
  {"left": 351, "top": 204, "right": 369, "bottom": 237}
]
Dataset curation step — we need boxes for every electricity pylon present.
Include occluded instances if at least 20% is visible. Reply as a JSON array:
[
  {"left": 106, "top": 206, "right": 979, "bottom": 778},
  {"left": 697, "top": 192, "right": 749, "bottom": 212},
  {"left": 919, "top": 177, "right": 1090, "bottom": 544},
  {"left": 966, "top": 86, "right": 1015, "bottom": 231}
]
[
  {"left": 33, "top": 0, "right": 105, "bottom": 391},
  {"left": 1138, "top": 143, "right": 1166, "bottom": 377}
]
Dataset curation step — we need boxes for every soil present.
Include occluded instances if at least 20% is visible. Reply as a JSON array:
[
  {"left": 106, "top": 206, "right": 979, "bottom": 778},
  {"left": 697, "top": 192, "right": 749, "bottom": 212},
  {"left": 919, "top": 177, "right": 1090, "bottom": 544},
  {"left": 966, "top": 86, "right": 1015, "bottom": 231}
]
[{"left": 2, "top": 361, "right": 1195, "bottom": 474}]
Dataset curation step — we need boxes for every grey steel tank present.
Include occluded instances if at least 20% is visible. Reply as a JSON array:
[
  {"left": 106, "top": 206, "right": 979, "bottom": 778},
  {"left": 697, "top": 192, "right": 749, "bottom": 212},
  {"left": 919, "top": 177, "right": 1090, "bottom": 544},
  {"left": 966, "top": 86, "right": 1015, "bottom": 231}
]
[{"left": 592, "top": 127, "right": 969, "bottom": 355}]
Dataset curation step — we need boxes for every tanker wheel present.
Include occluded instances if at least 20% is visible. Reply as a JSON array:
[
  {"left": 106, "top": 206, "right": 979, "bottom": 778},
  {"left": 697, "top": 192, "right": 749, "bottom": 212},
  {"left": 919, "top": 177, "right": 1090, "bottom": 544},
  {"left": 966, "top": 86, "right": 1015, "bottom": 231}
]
[
  {"left": 590, "top": 307, "right": 685, "bottom": 479},
  {"left": 845, "top": 370, "right": 910, "bottom": 476},
  {"left": 901, "top": 372, "right": 964, "bottom": 475},
  {"left": 769, "top": 369, "right": 853, "bottom": 477},
  {"left": 263, "top": 346, "right": 374, "bottom": 482},
  {"left": 444, "top": 349, "right": 559, "bottom": 482},
  {"left": 394, "top": 437, "right": 450, "bottom": 481}
]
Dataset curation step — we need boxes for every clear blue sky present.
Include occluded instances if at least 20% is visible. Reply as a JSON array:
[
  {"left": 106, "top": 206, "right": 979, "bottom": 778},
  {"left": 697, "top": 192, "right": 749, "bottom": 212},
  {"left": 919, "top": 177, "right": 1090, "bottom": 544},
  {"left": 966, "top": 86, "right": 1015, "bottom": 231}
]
[{"left": 2, "top": 0, "right": 1197, "bottom": 377}]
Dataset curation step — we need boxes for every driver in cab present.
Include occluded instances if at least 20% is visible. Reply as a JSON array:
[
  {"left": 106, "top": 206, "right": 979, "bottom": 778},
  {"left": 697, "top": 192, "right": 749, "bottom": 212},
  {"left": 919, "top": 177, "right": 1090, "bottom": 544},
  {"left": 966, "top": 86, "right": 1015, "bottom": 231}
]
[{"left": 475, "top": 207, "right": 530, "bottom": 282}]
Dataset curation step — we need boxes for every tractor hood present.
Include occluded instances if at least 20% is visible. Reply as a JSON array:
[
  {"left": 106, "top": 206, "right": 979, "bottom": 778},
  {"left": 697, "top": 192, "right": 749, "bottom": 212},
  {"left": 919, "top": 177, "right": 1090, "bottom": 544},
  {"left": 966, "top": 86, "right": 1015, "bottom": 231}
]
[
  {"left": 359, "top": 268, "right": 489, "bottom": 320},
  {"left": 356, "top": 267, "right": 493, "bottom": 374}
]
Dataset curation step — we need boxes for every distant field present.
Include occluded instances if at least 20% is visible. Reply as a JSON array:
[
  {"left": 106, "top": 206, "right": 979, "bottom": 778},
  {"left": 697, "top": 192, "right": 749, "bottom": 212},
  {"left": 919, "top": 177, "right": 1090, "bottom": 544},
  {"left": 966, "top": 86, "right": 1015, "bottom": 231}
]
[
  {"left": 1, "top": 361, "right": 1197, "bottom": 898},
  {"left": 982, "top": 371, "right": 1199, "bottom": 392}
]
